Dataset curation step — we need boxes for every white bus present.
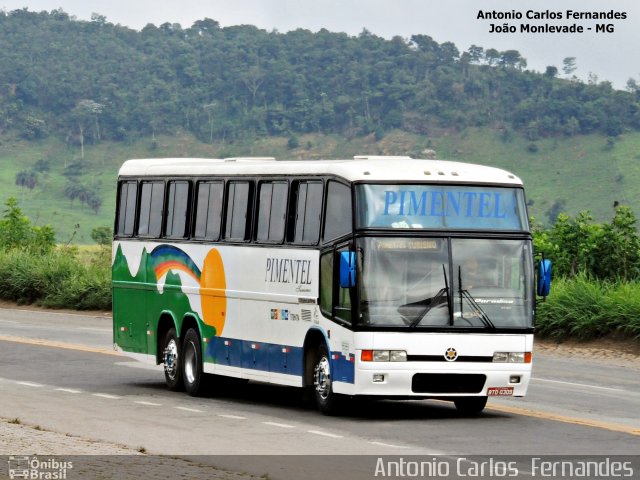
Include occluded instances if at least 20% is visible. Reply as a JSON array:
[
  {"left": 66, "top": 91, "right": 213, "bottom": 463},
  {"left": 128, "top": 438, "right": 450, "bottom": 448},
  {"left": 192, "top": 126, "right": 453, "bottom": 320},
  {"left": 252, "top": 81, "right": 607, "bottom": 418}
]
[{"left": 113, "top": 155, "right": 549, "bottom": 415}]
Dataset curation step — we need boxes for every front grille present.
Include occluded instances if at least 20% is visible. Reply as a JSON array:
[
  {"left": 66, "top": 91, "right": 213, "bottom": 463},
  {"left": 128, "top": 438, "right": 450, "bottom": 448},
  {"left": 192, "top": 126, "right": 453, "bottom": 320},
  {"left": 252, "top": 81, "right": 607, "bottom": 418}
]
[
  {"left": 407, "top": 355, "right": 493, "bottom": 363},
  {"left": 412, "top": 373, "right": 487, "bottom": 394}
]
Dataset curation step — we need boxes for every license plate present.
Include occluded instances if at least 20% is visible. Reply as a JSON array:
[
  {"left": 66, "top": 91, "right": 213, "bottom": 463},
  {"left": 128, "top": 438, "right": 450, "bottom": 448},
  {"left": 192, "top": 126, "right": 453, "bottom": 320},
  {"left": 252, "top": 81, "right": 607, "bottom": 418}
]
[{"left": 487, "top": 387, "right": 514, "bottom": 396}]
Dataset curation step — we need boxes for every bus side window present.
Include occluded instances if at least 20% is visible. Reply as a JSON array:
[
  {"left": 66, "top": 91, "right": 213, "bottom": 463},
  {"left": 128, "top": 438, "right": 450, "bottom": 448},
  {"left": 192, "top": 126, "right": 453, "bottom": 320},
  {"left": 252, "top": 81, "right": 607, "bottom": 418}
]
[
  {"left": 334, "top": 246, "right": 353, "bottom": 323},
  {"left": 257, "top": 181, "right": 288, "bottom": 243},
  {"left": 116, "top": 181, "right": 137, "bottom": 236},
  {"left": 225, "top": 181, "right": 253, "bottom": 241},
  {"left": 320, "top": 250, "right": 333, "bottom": 316},
  {"left": 290, "top": 181, "right": 323, "bottom": 244},
  {"left": 165, "top": 181, "right": 191, "bottom": 239},
  {"left": 137, "top": 181, "right": 164, "bottom": 237},
  {"left": 193, "top": 181, "right": 224, "bottom": 240},
  {"left": 323, "top": 181, "right": 352, "bottom": 242},
  {"left": 319, "top": 246, "right": 352, "bottom": 325}
]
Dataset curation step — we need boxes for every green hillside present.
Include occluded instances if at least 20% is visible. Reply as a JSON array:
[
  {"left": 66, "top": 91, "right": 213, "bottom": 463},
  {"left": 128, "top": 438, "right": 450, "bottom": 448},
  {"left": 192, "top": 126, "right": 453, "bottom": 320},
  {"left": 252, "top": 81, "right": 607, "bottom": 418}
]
[
  {"left": 2, "top": 9, "right": 640, "bottom": 242},
  {"left": 1, "top": 128, "right": 638, "bottom": 243}
]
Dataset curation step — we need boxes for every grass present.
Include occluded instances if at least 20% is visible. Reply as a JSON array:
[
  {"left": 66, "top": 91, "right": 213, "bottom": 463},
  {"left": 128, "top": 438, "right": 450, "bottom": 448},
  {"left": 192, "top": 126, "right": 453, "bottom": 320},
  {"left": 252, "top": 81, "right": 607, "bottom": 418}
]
[
  {"left": 536, "top": 275, "right": 640, "bottom": 340},
  {"left": 2, "top": 128, "right": 640, "bottom": 244},
  {"left": 0, "top": 247, "right": 111, "bottom": 310}
]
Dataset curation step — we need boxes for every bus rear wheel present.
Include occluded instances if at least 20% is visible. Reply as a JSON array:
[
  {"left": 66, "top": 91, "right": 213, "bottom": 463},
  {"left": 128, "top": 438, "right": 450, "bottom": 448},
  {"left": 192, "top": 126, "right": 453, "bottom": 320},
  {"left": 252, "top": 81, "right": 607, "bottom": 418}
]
[
  {"left": 182, "top": 328, "right": 204, "bottom": 396},
  {"left": 454, "top": 396, "right": 487, "bottom": 416},
  {"left": 162, "top": 328, "right": 184, "bottom": 391},
  {"left": 313, "top": 344, "right": 342, "bottom": 415}
]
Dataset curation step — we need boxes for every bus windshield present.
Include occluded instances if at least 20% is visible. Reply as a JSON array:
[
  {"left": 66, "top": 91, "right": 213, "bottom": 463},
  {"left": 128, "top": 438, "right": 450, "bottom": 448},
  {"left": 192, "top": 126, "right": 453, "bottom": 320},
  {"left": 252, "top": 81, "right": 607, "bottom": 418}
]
[
  {"left": 356, "top": 184, "right": 528, "bottom": 231},
  {"left": 356, "top": 237, "right": 533, "bottom": 329}
]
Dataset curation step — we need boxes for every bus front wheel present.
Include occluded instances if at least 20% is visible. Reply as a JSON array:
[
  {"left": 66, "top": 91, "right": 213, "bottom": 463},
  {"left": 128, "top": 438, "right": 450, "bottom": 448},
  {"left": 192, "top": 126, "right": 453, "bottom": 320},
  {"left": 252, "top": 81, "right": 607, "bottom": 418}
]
[
  {"left": 162, "top": 328, "right": 184, "bottom": 391},
  {"left": 182, "top": 328, "right": 204, "bottom": 396},
  {"left": 313, "top": 344, "right": 341, "bottom": 415},
  {"left": 454, "top": 396, "right": 488, "bottom": 416}
]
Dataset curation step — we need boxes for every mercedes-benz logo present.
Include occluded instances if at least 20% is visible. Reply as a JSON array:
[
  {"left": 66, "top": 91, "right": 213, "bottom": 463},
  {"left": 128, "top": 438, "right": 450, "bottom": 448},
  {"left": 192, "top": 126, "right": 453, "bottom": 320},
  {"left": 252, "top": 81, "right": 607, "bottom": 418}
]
[{"left": 444, "top": 347, "right": 458, "bottom": 362}]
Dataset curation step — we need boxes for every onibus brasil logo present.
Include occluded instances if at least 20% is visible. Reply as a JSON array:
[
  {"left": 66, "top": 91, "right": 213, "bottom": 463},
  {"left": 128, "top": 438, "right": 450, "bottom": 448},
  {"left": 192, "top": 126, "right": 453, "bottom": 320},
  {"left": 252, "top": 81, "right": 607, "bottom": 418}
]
[{"left": 8, "top": 456, "right": 73, "bottom": 479}]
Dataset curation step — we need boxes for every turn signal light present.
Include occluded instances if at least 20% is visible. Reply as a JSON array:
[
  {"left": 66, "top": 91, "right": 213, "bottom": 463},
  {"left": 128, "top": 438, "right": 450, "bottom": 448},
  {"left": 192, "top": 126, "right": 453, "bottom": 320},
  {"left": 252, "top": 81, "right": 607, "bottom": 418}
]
[{"left": 361, "top": 350, "right": 374, "bottom": 361}]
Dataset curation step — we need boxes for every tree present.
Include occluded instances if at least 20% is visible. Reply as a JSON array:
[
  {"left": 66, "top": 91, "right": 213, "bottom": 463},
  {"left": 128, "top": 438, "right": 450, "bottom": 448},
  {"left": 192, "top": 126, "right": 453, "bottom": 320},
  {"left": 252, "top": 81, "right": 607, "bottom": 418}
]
[
  {"left": 202, "top": 102, "right": 217, "bottom": 143},
  {"left": 0, "top": 197, "right": 30, "bottom": 250},
  {"left": 15, "top": 170, "right": 37, "bottom": 193},
  {"left": 22, "top": 115, "right": 47, "bottom": 139},
  {"left": 70, "top": 99, "right": 104, "bottom": 160},
  {"left": 484, "top": 48, "right": 500, "bottom": 66},
  {"left": 91, "top": 226, "right": 112, "bottom": 246},
  {"left": 467, "top": 45, "right": 484, "bottom": 64},
  {"left": 546, "top": 199, "right": 566, "bottom": 224},
  {"left": 241, "top": 66, "right": 265, "bottom": 108},
  {"left": 500, "top": 50, "right": 524, "bottom": 69},
  {"left": 594, "top": 206, "right": 640, "bottom": 280},
  {"left": 87, "top": 193, "right": 103, "bottom": 214},
  {"left": 562, "top": 57, "right": 577, "bottom": 76},
  {"left": 0, "top": 197, "right": 54, "bottom": 253}
]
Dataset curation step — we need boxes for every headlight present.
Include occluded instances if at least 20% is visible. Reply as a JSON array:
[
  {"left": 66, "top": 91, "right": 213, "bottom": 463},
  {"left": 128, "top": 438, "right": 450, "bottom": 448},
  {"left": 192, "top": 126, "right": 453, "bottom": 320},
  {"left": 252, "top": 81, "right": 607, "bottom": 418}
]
[
  {"left": 373, "top": 350, "right": 390, "bottom": 362},
  {"left": 390, "top": 350, "right": 407, "bottom": 362},
  {"left": 508, "top": 352, "right": 525, "bottom": 363},
  {"left": 493, "top": 352, "right": 530, "bottom": 363},
  {"left": 361, "top": 350, "right": 408, "bottom": 362},
  {"left": 493, "top": 352, "right": 509, "bottom": 363}
]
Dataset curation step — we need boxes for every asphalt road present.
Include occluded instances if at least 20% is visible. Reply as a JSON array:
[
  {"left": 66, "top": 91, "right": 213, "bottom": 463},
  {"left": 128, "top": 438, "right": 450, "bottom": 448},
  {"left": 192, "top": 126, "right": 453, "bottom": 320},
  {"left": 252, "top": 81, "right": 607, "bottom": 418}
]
[{"left": 0, "top": 307, "right": 638, "bottom": 478}]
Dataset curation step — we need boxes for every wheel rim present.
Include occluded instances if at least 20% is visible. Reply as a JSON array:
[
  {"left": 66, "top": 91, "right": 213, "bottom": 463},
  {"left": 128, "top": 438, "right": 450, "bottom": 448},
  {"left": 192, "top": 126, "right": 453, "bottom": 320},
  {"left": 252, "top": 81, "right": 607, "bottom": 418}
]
[
  {"left": 184, "top": 340, "right": 197, "bottom": 385},
  {"left": 314, "top": 355, "right": 331, "bottom": 400},
  {"left": 163, "top": 338, "right": 178, "bottom": 380}
]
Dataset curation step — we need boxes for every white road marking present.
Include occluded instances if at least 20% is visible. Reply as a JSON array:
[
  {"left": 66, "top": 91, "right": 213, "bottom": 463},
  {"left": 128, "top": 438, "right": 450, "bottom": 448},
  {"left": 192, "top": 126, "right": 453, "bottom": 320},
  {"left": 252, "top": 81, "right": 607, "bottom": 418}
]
[
  {"left": 92, "top": 393, "right": 121, "bottom": 399},
  {"left": 218, "top": 414, "right": 247, "bottom": 420},
  {"left": 55, "top": 388, "right": 83, "bottom": 394},
  {"left": 308, "top": 430, "right": 343, "bottom": 438},
  {"left": 175, "top": 406, "right": 204, "bottom": 413},
  {"left": 77, "top": 327, "right": 111, "bottom": 333},
  {"left": 16, "top": 381, "right": 44, "bottom": 388},
  {"left": 368, "top": 441, "right": 409, "bottom": 449},
  {"left": 134, "top": 401, "right": 163, "bottom": 406},
  {"left": 262, "top": 421, "right": 295, "bottom": 429},
  {"left": 533, "top": 377, "right": 630, "bottom": 393}
]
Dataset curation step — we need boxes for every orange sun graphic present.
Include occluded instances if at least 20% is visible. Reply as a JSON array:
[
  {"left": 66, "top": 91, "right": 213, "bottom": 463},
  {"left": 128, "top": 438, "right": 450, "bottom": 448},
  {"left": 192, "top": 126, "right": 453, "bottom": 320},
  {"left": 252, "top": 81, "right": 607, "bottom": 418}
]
[{"left": 199, "top": 248, "right": 227, "bottom": 335}]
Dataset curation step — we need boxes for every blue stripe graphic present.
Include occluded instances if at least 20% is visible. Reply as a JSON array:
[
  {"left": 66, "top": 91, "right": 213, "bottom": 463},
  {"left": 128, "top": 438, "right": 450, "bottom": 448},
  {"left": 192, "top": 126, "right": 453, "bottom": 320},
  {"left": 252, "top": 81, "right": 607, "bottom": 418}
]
[{"left": 204, "top": 337, "right": 355, "bottom": 383}]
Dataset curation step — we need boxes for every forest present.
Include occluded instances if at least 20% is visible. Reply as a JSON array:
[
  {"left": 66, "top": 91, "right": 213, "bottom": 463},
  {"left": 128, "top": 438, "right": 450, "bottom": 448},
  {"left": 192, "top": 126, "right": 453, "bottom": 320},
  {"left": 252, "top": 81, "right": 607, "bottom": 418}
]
[{"left": 1, "top": 8, "right": 639, "bottom": 147}]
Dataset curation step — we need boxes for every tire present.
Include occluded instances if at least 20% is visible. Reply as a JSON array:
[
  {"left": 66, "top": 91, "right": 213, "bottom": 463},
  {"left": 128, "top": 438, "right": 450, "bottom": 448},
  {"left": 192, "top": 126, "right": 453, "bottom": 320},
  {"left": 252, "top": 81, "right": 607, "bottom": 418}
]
[
  {"left": 454, "top": 396, "right": 488, "bottom": 416},
  {"left": 312, "top": 344, "right": 342, "bottom": 415},
  {"left": 162, "top": 328, "right": 184, "bottom": 391},
  {"left": 182, "top": 327, "right": 204, "bottom": 396}
]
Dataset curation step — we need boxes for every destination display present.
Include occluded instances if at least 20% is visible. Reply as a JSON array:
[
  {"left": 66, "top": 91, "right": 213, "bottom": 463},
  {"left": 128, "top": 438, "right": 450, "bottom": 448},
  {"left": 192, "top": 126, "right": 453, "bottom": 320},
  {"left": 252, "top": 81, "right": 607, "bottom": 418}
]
[{"left": 357, "top": 184, "right": 528, "bottom": 230}]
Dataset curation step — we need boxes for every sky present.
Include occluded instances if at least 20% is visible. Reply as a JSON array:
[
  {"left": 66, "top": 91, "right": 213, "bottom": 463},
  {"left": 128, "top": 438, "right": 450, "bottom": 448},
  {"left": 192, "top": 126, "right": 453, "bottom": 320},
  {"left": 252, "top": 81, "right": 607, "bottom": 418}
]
[{"left": 1, "top": 0, "right": 638, "bottom": 89}]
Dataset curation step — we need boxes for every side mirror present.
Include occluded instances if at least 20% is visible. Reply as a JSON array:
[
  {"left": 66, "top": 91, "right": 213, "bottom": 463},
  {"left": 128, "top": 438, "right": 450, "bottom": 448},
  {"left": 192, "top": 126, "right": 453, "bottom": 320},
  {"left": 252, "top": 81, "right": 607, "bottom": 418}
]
[
  {"left": 339, "top": 251, "right": 356, "bottom": 288},
  {"left": 537, "top": 259, "right": 552, "bottom": 297}
]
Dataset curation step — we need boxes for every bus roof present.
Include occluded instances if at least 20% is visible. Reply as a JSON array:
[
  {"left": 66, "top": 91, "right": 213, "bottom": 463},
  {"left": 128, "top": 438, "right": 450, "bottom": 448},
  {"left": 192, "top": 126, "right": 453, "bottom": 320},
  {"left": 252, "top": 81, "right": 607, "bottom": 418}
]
[{"left": 117, "top": 156, "right": 523, "bottom": 185}]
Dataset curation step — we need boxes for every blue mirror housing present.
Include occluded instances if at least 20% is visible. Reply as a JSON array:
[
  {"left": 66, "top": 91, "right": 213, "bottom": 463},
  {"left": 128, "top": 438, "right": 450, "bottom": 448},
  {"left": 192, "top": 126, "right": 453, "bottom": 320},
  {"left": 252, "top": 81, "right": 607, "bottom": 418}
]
[
  {"left": 339, "top": 251, "right": 356, "bottom": 288},
  {"left": 537, "top": 259, "right": 552, "bottom": 297}
]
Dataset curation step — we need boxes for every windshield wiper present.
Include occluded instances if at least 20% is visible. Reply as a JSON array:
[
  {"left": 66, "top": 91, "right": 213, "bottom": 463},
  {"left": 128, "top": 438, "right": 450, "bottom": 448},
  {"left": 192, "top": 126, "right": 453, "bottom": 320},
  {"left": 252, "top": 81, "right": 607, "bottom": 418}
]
[
  {"left": 458, "top": 265, "right": 496, "bottom": 330},
  {"left": 458, "top": 289, "right": 496, "bottom": 329},
  {"left": 398, "top": 265, "right": 451, "bottom": 327}
]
